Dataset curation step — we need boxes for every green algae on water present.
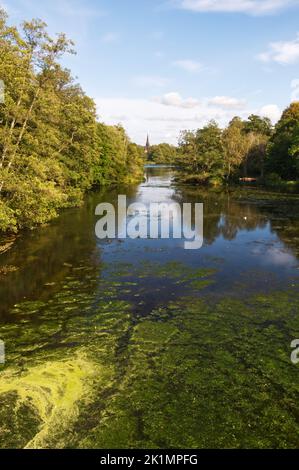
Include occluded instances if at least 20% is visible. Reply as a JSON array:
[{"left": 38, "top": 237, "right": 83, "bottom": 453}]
[
  {"left": 2, "top": 263, "right": 299, "bottom": 449},
  {"left": 79, "top": 289, "right": 299, "bottom": 449},
  {"left": 0, "top": 352, "right": 105, "bottom": 449}
]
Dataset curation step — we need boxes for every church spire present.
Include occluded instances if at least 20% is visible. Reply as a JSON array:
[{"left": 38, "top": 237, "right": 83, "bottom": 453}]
[{"left": 145, "top": 134, "right": 150, "bottom": 154}]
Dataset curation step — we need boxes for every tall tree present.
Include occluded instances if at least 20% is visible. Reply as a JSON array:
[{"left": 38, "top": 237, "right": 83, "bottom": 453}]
[
  {"left": 178, "top": 121, "right": 225, "bottom": 183},
  {"left": 223, "top": 117, "right": 247, "bottom": 180},
  {"left": 0, "top": 10, "right": 144, "bottom": 232},
  {"left": 0, "top": 14, "right": 74, "bottom": 193},
  {"left": 148, "top": 143, "right": 178, "bottom": 164},
  {"left": 243, "top": 115, "right": 273, "bottom": 178},
  {"left": 267, "top": 102, "right": 299, "bottom": 179}
]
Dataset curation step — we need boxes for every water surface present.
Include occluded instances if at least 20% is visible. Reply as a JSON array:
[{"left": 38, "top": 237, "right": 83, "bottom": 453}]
[{"left": 1, "top": 166, "right": 299, "bottom": 448}]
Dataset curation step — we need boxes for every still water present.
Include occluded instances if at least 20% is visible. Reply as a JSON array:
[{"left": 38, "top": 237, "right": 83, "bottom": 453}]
[{"left": 1, "top": 165, "right": 299, "bottom": 448}]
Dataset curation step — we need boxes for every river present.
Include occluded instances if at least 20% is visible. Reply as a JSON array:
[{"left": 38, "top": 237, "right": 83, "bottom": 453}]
[{"left": 0, "top": 165, "right": 299, "bottom": 448}]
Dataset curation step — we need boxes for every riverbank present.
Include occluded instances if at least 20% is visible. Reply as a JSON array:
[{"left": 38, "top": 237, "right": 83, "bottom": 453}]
[{"left": 175, "top": 171, "right": 299, "bottom": 194}]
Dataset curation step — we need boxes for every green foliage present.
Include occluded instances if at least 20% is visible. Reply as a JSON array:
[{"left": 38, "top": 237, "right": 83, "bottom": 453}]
[
  {"left": 264, "top": 172, "right": 283, "bottom": 188},
  {"left": 267, "top": 102, "right": 299, "bottom": 179},
  {"left": 222, "top": 117, "right": 248, "bottom": 179},
  {"left": 195, "top": 121, "right": 224, "bottom": 176},
  {"left": 263, "top": 173, "right": 299, "bottom": 193},
  {"left": 95, "top": 125, "right": 144, "bottom": 185},
  {"left": 0, "top": 199, "right": 17, "bottom": 232},
  {"left": 0, "top": 10, "right": 144, "bottom": 232},
  {"left": 126, "top": 143, "right": 145, "bottom": 183},
  {"left": 177, "top": 108, "right": 295, "bottom": 186},
  {"left": 96, "top": 123, "right": 128, "bottom": 183},
  {"left": 243, "top": 114, "right": 272, "bottom": 136},
  {"left": 178, "top": 116, "right": 272, "bottom": 184},
  {"left": 178, "top": 121, "right": 225, "bottom": 184},
  {"left": 242, "top": 115, "right": 273, "bottom": 178},
  {"left": 148, "top": 143, "right": 178, "bottom": 164}
]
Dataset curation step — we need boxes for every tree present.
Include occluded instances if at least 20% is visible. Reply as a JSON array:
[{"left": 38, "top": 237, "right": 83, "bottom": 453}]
[
  {"left": 267, "top": 102, "right": 299, "bottom": 179},
  {"left": 178, "top": 130, "right": 198, "bottom": 173},
  {"left": 178, "top": 121, "right": 225, "bottom": 184},
  {"left": 242, "top": 115, "right": 273, "bottom": 178},
  {"left": 0, "top": 10, "right": 144, "bottom": 232},
  {"left": 223, "top": 117, "right": 247, "bottom": 180},
  {"left": 96, "top": 123, "right": 128, "bottom": 183},
  {"left": 195, "top": 121, "right": 224, "bottom": 177},
  {"left": 126, "top": 143, "right": 145, "bottom": 183},
  {"left": 289, "top": 124, "right": 299, "bottom": 174},
  {"left": 0, "top": 14, "right": 74, "bottom": 193},
  {"left": 148, "top": 143, "right": 178, "bottom": 164},
  {"left": 244, "top": 115, "right": 272, "bottom": 137}
]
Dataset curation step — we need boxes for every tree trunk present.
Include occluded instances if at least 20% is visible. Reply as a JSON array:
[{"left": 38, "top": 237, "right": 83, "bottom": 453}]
[{"left": 0, "top": 87, "right": 41, "bottom": 195}]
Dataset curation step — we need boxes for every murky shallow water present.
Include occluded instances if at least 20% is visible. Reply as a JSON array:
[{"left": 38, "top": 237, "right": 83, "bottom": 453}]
[{"left": 1, "top": 166, "right": 299, "bottom": 448}]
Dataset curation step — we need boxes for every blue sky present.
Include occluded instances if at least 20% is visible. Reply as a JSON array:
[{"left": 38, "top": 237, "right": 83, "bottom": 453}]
[{"left": 2, "top": 0, "right": 299, "bottom": 144}]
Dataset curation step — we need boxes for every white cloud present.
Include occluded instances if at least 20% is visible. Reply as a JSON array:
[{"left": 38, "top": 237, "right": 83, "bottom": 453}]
[
  {"left": 96, "top": 96, "right": 227, "bottom": 145},
  {"left": 173, "top": 59, "right": 203, "bottom": 72},
  {"left": 208, "top": 95, "right": 247, "bottom": 109},
  {"left": 258, "top": 33, "right": 299, "bottom": 65},
  {"left": 259, "top": 104, "right": 281, "bottom": 122},
  {"left": 177, "top": 0, "right": 299, "bottom": 15},
  {"left": 155, "top": 92, "right": 200, "bottom": 108},
  {"left": 96, "top": 95, "right": 272, "bottom": 145},
  {"left": 132, "top": 76, "right": 169, "bottom": 88},
  {"left": 101, "top": 32, "right": 119, "bottom": 43}
]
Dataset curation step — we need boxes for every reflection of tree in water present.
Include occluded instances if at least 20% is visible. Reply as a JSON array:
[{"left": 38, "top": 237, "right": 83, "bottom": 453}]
[
  {"left": 174, "top": 186, "right": 268, "bottom": 244},
  {"left": 2, "top": 165, "right": 299, "bottom": 321},
  {"left": 0, "top": 189, "right": 106, "bottom": 318},
  {"left": 254, "top": 199, "right": 299, "bottom": 259},
  {"left": 275, "top": 222, "right": 299, "bottom": 259},
  {"left": 145, "top": 165, "right": 174, "bottom": 178},
  {"left": 177, "top": 185, "right": 299, "bottom": 263}
]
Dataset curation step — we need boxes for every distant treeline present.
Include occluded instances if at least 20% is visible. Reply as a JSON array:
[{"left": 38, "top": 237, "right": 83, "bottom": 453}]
[
  {"left": 147, "top": 143, "right": 178, "bottom": 165},
  {"left": 148, "top": 104, "right": 299, "bottom": 190},
  {"left": 0, "top": 10, "right": 144, "bottom": 233}
]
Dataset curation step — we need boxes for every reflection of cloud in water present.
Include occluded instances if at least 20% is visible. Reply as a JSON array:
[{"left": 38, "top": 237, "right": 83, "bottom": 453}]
[
  {"left": 266, "top": 247, "right": 296, "bottom": 267},
  {"left": 138, "top": 187, "right": 175, "bottom": 204},
  {"left": 252, "top": 245, "right": 297, "bottom": 267}
]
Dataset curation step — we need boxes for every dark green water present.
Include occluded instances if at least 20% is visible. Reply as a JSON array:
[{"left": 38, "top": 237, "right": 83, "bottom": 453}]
[{"left": 1, "top": 165, "right": 299, "bottom": 448}]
